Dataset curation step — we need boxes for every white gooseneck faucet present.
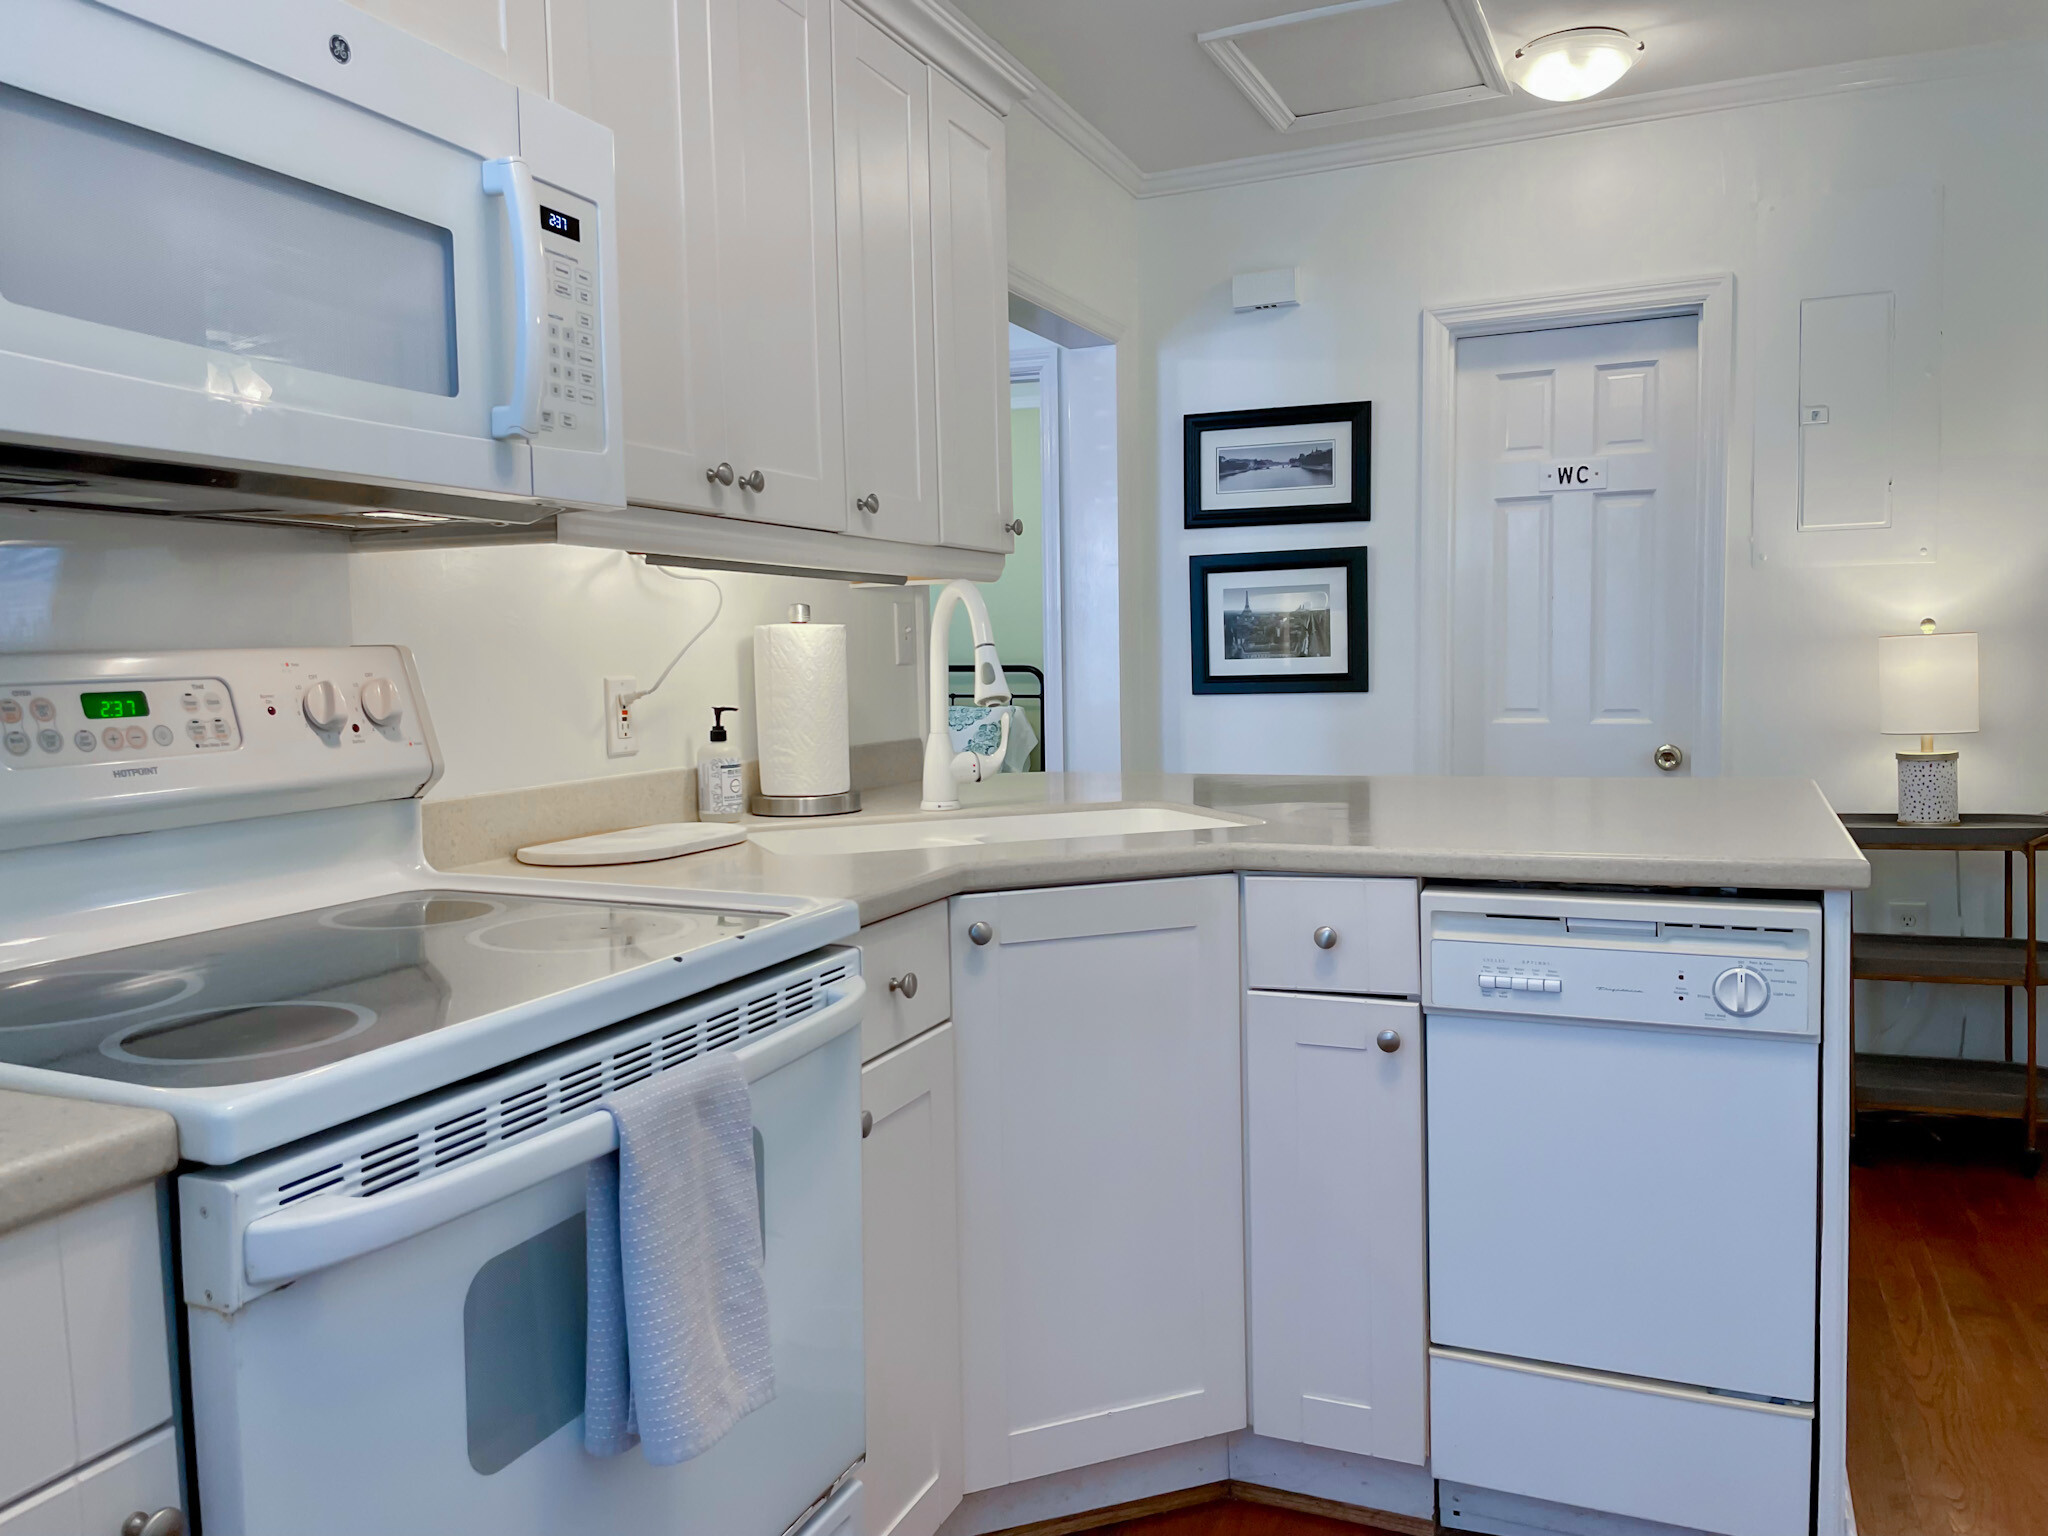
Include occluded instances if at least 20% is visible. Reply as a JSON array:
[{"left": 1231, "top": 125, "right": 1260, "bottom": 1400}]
[{"left": 924, "top": 580, "right": 1013, "bottom": 810}]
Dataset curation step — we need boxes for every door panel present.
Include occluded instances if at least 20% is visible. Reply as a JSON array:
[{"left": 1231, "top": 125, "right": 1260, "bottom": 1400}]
[
  {"left": 1246, "top": 992, "right": 1425, "bottom": 1464},
  {"left": 834, "top": 6, "right": 939, "bottom": 546},
  {"left": 952, "top": 877, "right": 1244, "bottom": 1490},
  {"left": 861, "top": 1024, "right": 962, "bottom": 1536},
  {"left": 929, "top": 74, "right": 1010, "bottom": 554},
  {"left": 1452, "top": 316, "right": 1702, "bottom": 776},
  {"left": 714, "top": 0, "right": 847, "bottom": 531}
]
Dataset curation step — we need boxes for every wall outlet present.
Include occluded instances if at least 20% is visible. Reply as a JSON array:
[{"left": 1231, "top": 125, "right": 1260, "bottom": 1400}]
[
  {"left": 893, "top": 597, "right": 918, "bottom": 667},
  {"left": 604, "top": 676, "right": 639, "bottom": 758},
  {"left": 1886, "top": 900, "right": 1928, "bottom": 935}
]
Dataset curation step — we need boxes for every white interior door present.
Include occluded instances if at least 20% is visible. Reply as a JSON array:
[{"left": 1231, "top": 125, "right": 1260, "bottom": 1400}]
[{"left": 1450, "top": 315, "right": 1705, "bottom": 776}]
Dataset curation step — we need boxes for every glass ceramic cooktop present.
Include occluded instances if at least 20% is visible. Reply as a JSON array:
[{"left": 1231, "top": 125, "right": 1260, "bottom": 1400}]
[{"left": 0, "top": 890, "right": 772, "bottom": 1088}]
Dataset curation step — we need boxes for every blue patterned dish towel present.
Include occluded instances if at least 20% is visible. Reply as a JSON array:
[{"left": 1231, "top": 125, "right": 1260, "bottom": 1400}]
[{"left": 947, "top": 703, "right": 1038, "bottom": 772}]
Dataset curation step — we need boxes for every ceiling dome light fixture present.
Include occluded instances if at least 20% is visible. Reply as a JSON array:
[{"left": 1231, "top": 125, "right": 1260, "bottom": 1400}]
[{"left": 1510, "top": 27, "right": 1643, "bottom": 102}]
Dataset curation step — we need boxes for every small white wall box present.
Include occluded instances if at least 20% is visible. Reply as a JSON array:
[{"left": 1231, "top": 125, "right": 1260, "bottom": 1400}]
[{"left": 1233, "top": 267, "right": 1299, "bottom": 312}]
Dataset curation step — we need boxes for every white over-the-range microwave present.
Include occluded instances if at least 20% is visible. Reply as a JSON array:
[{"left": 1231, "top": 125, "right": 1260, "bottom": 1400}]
[{"left": 0, "top": 0, "right": 624, "bottom": 530}]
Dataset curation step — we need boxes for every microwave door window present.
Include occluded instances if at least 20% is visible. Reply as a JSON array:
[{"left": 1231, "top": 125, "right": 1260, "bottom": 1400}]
[{"left": 0, "top": 82, "right": 457, "bottom": 397}]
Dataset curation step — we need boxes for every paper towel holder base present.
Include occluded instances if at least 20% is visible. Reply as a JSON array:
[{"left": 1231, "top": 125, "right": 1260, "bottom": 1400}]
[{"left": 750, "top": 789, "right": 863, "bottom": 817}]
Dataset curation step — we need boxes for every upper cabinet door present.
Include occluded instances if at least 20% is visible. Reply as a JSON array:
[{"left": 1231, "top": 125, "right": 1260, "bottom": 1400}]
[
  {"left": 833, "top": 5, "right": 939, "bottom": 547},
  {"left": 548, "top": 0, "right": 728, "bottom": 507},
  {"left": 928, "top": 73, "right": 1012, "bottom": 554},
  {"left": 711, "top": 0, "right": 848, "bottom": 532},
  {"left": 345, "top": 0, "right": 551, "bottom": 92}
]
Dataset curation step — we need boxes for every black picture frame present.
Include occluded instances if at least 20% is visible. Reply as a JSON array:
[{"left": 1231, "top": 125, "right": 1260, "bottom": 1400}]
[
  {"left": 1189, "top": 547, "right": 1369, "bottom": 695},
  {"left": 1183, "top": 400, "right": 1371, "bottom": 529}
]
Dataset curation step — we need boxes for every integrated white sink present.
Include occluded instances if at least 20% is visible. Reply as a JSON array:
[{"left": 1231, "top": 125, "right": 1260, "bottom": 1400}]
[{"left": 747, "top": 805, "right": 1259, "bottom": 857}]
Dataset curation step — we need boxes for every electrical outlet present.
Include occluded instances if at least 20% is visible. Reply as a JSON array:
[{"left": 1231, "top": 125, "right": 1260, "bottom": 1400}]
[
  {"left": 893, "top": 597, "right": 918, "bottom": 667},
  {"left": 604, "top": 676, "right": 639, "bottom": 758},
  {"left": 1886, "top": 901, "right": 1928, "bottom": 935}
]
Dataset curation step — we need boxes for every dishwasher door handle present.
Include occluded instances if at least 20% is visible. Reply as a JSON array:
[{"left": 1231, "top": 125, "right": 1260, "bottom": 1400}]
[{"left": 242, "top": 977, "right": 865, "bottom": 1286}]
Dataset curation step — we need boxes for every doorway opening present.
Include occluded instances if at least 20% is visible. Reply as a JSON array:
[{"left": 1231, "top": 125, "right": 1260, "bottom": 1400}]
[{"left": 940, "top": 297, "right": 1119, "bottom": 774}]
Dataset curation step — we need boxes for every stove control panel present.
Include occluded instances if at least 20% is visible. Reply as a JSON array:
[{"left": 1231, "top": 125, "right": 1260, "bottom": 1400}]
[
  {"left": 1423, "top": 889, "right": 1823, "bottom": 1038},
  {"left": 0, "top": 647, "right": 440, "bottom": 853}
]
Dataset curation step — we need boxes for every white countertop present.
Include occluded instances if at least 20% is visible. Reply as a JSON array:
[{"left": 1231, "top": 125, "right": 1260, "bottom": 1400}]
[{"left": 450, "top": 773, "right": 1871, "bottom": 924}]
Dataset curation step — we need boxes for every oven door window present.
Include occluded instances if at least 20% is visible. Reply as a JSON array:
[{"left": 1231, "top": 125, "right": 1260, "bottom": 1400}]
[
  {"left": 463, "top": 1213, "right": 588, "bottom": 1476},
  {"left": 0, "top": 83, "right": 457, "bottom": 397}
]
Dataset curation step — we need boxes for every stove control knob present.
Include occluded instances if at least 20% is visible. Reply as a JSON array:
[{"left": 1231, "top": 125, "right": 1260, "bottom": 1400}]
[
  {"left": 359, "top": 677, "right": 402, "bottom": 727},
  {"left": 1712, "top": 965, "right": 1770, "bottom": 1018},
  {"left": 302, "top": 679, "right": 349, "bottom": 734}
]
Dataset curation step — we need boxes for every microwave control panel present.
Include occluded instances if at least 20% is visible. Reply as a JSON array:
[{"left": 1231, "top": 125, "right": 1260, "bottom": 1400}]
[{"left": 537, "top": 183, "right": 603, "bottom": 450}]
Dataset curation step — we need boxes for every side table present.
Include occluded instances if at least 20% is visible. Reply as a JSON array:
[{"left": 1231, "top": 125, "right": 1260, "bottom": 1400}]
[{"left": 1839, "top": 813, "right": 2047, "bottom": 1159}]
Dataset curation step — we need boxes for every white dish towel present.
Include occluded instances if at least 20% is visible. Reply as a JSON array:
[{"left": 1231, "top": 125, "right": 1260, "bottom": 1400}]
[{"left": 584, "top": 1051, "right": 775, "bottom": 1464}]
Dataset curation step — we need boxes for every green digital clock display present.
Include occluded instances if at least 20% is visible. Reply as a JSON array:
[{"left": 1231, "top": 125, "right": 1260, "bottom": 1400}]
[{"left": 80, "top": 690, "right": 150, "bottom": 720}]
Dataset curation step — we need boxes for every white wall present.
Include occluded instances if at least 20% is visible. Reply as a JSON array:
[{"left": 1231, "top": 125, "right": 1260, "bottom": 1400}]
[
  {"left": 349, "top": 544, "right": 919, "bottom": 801},
  {"left": 1135, "top": 53, "right": 2048, "bottom": 816}
]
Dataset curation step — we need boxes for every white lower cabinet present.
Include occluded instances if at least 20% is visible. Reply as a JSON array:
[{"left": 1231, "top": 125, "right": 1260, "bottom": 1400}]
[
  {"left": 861, "top": 1023, "right": 963, "bottom": 1536},
  {"left": 951, "top": 877, "right": 1246, "bottom": 1491},
  {"left": 1246, "top": 989, "right": 1427, "bottom": 1465}
]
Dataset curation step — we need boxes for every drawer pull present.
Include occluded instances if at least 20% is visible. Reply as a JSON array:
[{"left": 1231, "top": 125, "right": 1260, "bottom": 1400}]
[
  {"left": 861, "top": 1110, "right": 873, "bottom": 1139},
  {"left": 1313, "top": 925, "right": 1338, "bottom": 950},
  {"left": 889, "top": 972, "right": 919, "bottom": 999},
  {"left": 1377, "top": 1028, "right": 1402, "bottom": 1054},
  {"left": 968, "top": 921, "right": 993, "bottom": 946},
  {"left": 123, "top": 1512, "right": 188, "bottom": 1536}
]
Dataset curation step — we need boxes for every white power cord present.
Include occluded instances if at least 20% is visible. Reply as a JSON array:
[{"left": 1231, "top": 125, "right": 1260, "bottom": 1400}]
[{"left": 623, "top": 563, "right": 724, "bottom": 709}]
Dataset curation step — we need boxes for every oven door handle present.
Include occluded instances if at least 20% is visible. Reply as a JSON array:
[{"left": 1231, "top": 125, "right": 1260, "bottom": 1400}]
[
  {"left": 482, "top": 154, "right": 546, "bottom": 440},
  {"left": 242, "top": 976, "right": 865, "bottom": 1287}
]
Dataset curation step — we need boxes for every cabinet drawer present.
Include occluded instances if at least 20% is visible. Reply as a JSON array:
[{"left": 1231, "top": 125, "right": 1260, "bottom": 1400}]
[
  {"left": 1431, "top": 1350, "right": 1811, "bottom": 1536},
  {"left": 0, "top": 1424, "right": 180, "bottom": 1535},
  {"left": 859, "top": 902, "right": 951, "bottom": 1061},
  {"left": 1243, "top": 876, "right": 1419, "bottom": 996}
]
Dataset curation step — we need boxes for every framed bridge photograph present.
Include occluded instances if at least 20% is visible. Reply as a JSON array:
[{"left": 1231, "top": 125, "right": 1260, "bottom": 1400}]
[
  {"left": 1183, "top": 399, "right": 1371, "bottom": 528},
  {"left": 1189, "top": 546, "right": 1369, "bottom": 694}
]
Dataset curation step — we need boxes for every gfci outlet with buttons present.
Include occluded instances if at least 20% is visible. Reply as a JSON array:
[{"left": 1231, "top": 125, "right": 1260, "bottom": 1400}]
[{"left": 604, "top": 677, "right": 639, "bottom": 758}]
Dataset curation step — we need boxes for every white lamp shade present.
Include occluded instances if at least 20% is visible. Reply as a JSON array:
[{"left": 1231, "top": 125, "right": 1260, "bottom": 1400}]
[{"left": 1878, "top": 631, "right": 1979, "bottom": 736}]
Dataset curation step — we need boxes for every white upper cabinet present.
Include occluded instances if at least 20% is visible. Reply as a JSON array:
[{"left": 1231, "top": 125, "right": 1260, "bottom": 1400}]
[
  {"left": 929, "top": 73, "right": 1013, "bottom": 554},
  {"left": 833, "top": 6, "right": 939, "bottom": 547},
  {"left": 551, "top": 0, "right": 846, "bottom": 532},
  {"left": 951, "top": 877, "right": 1246, "bottom": 1490},
  {"left": 345, "top": 0, "right": 551, "bottom": 92}
]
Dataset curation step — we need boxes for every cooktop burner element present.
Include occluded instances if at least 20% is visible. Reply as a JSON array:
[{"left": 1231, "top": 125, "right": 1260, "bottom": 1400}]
[{"left": 0, "top": 889, "right": 775, "bottom": 1088}]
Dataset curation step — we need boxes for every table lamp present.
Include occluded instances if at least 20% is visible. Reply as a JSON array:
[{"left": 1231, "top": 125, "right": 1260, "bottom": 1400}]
[{"left": 1878, "top": 619, "right": 1979, "bottom": 825}]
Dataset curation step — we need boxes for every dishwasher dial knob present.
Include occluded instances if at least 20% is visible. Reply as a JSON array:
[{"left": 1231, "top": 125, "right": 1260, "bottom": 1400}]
[
  {"left": 302, "top": 680, "right": 349, "bottom": 733},
  {"left": 358, "top": 677, "right": 402, "bottom": 727},
  {"left": 1712, "top": 965, "right": 1770, "bottom": 1017}
]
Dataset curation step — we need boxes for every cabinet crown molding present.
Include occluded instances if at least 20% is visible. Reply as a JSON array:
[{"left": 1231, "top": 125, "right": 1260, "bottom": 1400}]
[{"left": 845, "top": 0, "right": 1033, "bottom": 115}]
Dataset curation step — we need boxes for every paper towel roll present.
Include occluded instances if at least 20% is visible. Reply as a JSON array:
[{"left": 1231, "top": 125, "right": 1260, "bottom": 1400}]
[{"left": 754, "top": 619, "right": 851, "bottom": 796}]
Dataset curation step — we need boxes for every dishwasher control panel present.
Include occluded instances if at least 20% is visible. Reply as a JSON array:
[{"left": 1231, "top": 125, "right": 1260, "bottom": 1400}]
[{"left": 1423, "top": 889, "right": 1822, "bottom": 1037}]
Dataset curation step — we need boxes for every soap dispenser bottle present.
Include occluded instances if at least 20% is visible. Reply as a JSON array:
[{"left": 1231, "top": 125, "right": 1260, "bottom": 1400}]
[{"left": 698, "top": 707, "right": 745, "bottom": 821}]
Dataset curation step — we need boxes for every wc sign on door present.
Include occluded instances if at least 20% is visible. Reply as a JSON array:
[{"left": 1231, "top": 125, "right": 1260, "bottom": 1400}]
[{"left": 1538, "top": 459, "right": 1608, "bottom": 490}]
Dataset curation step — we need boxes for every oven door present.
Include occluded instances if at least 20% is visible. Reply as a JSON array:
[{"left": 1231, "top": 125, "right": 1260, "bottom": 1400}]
[
  {"left": 183, "top": 1005, "right": 863, "bottom": 1536},
  {"left": 1, "top": 0, "right": 544, "bottom": 501}
]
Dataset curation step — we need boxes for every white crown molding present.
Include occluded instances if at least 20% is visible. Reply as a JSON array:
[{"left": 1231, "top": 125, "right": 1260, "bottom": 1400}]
[
  {"left": 1139, "top": 39, "right": 2042, "bottom": 198},
  {"left": 847, "top": 0, "right": 1034, "bottom": 115},
  {"left": 1016, "top": 76, "right": 1147, "bottom": 197}
]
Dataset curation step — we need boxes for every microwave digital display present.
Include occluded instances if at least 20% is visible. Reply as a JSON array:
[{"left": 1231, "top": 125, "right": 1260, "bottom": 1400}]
[{"left": 540, "top": 205, "right": 580, "bottom": 242}]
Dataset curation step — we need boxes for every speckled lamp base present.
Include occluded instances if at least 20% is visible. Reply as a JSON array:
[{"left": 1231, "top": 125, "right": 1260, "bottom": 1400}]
[{"left": 1895, "top": 750, "right": 1960, "bottom": 825}]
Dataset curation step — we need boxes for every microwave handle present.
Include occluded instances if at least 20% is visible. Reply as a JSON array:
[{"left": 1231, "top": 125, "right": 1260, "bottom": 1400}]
[
  {"left": 240, "top": 977, "right": 864, "bottom": 1287},
  {"left": 482, "top": 155, "right": 545, "bottom": 440}
]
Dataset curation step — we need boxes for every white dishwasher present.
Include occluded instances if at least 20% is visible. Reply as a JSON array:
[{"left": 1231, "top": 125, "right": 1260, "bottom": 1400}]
[{"left": 1421, "top": 888, "right": 1822, "bottom": 1536}]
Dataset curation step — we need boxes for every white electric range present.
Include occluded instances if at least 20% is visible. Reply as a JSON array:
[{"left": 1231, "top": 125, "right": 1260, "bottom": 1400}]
[{"left": 0, "top": 646, "right": 867, "bottom": 1536}]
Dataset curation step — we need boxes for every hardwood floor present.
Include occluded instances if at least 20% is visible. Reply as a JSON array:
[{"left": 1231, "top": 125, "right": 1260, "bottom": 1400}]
[
  {"left": 1849, "top": 1117, "right": 2048, "bottom": 1534},
  {"left": 1098, "top": 1505, "right": 1395, "bottom": 1536}
]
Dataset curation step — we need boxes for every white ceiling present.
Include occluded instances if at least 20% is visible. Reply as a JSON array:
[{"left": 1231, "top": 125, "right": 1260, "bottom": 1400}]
[{"left": 949, "top": 0, "right": 2048, "bottom": 176}]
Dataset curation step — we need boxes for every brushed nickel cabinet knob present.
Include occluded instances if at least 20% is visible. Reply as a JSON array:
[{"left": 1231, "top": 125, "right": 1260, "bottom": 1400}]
[
  {"left": 1376, "top": 1029, "right": 1402, "bottom": 1053},
  {"left": 736, "top": 468, "right": 766, "bottom": 492},
  {"left": 706, "top": 461, "right": 735, "bottom": 486},
  {"left": 889, "top": 972, "right": 919, "bottom": 999},
  {"left": 968, "top": 921, "right": 993, "bottom": 946},
  {"left": 856, "top": 492, "right": 880, "bottom": 514},
  {"left": 1313, "top": 926, "right": 1338, "bottom": 950}
]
